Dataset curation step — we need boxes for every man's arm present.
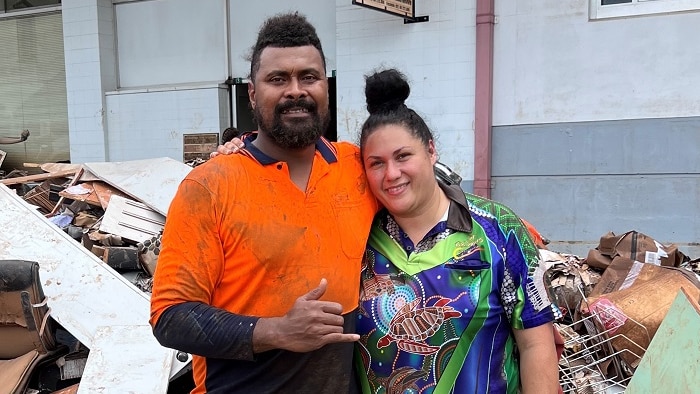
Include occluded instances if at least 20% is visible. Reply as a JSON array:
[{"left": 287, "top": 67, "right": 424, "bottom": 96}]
[
  {"left": 153, "top": 279, "right": 359, "bottom": 360},
  {"left": 513, "top": 322, "right": 560, "bottom": 394}
]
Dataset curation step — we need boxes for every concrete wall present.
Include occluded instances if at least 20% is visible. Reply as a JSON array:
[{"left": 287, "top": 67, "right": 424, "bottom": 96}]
[
  {"left": 491, "top": 1, "right": 700, "bottom": 258},
  {"left": 335, "top": 0, "right": 477, "bottom": 180},
  {"left": 493, "top": 1, "right": 700, "bottom": 125},
  {"left": 104, "top": 85, "right": 227, "bottom": 161},
  {"left": 62, "top": 0, "right": 115, "bottom": 163}
]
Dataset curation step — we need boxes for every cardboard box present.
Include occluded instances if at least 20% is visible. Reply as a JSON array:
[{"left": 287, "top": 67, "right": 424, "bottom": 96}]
[
  {"left": 584, "top": 256, "right": 700, "bottom": 368},
  {"left": 596, "top": 231, "right": 686, "bottom": 267}
]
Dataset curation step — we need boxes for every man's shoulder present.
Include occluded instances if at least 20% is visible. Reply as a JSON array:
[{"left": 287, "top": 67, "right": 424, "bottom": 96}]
[
  {"left": 330, "top": 140, "right": 360, "bottom": 155},
  {"left": 328, "top": 141, "right": 361, "bottom": 166},
  {"left": 185, "top": 154, "right": 256, "bottom": 184}
]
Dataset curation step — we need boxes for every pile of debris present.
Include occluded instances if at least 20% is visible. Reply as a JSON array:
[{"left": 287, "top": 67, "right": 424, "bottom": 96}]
[
  {"left": 0, "top": 157, "right": 194, "bottom": 394},
  {"left": 1, "top": 160, "right": 187, "bottom": 295},
  {"left": 542, "top": 232, "right": 700, "bottom": 393}
]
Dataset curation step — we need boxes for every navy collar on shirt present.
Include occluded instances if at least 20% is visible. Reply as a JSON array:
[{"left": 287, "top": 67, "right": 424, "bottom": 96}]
[{"left": 241, "top": 132, "right": 338, "bottom": 165}]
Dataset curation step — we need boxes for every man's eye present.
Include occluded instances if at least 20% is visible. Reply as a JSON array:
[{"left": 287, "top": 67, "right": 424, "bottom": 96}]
[{"left": 301, "top": 75, "right": 318, "bottom": 82}]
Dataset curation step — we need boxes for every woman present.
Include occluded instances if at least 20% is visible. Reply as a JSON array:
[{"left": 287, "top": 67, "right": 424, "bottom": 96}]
[{"left": 355, "top": 69, "right": 558, "bottom": 393}]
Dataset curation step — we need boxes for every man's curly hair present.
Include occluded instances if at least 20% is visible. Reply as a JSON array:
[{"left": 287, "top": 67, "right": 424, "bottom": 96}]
[{"left": 249, "top": 12, "right": 326, "bottom": 80}]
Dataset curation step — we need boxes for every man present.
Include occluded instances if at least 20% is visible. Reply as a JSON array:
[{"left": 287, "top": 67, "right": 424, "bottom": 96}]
[{"left": 150, "top": 12, "right": 378, "bottom": 393}]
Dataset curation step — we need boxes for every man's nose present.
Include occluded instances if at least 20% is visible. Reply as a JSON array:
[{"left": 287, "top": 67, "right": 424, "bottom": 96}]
[{"left": 285, "top": 78, "right": 306, "bottom": 99}]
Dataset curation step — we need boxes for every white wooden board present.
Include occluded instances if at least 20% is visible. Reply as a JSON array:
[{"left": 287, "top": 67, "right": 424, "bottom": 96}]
[
  {"left": 99, "top": 195, "right": 165, "bottom": 243},
  {"left": 77, "top": 325, "right": 172, "bottom": 394},
  {"left": 0, "top": 184, "right": 188, "bottom": 385},
  {"left": 83, "top": 157, "right": 191, "bottom": 216}
]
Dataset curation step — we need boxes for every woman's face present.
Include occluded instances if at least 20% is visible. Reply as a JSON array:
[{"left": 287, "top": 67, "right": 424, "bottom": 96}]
[{"left": 362, "top": 124, "right": 438, "bottom": 218}]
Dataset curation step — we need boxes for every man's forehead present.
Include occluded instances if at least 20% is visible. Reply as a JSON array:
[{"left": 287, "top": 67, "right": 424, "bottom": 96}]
[{"left": 257, "top": 45, "right": 325, "bottom": 71}]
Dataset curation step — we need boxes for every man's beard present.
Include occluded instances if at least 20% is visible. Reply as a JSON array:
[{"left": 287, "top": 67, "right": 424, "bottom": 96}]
[{"left": 254, "top": 99, "right": 330, "bottom": 149}]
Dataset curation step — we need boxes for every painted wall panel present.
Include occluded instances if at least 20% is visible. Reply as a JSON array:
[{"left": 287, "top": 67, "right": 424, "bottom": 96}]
[
  {"left": 492, "top": 117, "right": 700, "bottom": 176},
  {"left": 491, "top": 174, "right": 699, "bottom": 258},
  {"left": 115, "top": 0, "right": 227, "bottom": 88},
  {"left": 493, "top": 1, "right": 700, "bottom": 125},
  {"left": 105, "top": 86, "right": 226, "bottom": 162}
]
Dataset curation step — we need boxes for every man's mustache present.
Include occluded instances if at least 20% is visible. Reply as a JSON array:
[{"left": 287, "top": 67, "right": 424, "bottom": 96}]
[{"left": 276, "top": 99, "right": 317, "bottom": 114}]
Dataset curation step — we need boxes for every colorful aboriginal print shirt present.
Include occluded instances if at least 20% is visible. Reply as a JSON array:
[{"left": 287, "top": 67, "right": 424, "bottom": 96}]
[{"left": 356, "top": 181, "right": 553, "bottom": 394}]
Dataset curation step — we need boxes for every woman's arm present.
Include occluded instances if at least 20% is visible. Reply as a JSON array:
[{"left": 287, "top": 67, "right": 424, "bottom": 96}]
[{"left": 513, "top": 322, "right": 560, "bottom": 394}]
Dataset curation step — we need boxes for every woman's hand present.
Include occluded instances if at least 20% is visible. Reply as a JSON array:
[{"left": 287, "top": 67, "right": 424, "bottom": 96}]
[{"left": 210, "top": 138, "right": 245, "bottom": 159}]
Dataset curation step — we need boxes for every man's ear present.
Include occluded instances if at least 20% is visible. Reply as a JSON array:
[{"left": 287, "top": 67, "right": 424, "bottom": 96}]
[{"left": 248, "top": 82, "right": 256, "bottom": 109}]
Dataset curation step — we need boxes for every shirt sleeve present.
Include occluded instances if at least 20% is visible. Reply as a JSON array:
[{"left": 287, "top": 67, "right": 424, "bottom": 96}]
[
  {"left": 501, "top": 225, "right": 554, "bottom": 330},
  {"left": 149, "top": 176, "right": 258, "bottom": 360},
  {"left": 153, "top": 302, "right": 258, "bottom": 360}
]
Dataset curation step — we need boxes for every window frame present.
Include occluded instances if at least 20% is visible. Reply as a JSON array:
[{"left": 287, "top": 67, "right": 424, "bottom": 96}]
[
  {"left": 590, "top": 0, "right": 700, "bottom": 20},
  {"left": 0, "top": 0, "right": 61, "bottom": 18}
]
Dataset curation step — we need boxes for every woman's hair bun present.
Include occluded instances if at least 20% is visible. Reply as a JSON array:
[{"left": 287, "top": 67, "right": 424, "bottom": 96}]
[{"left": 364, "top": 68, "right": 410, "bottom": 115}]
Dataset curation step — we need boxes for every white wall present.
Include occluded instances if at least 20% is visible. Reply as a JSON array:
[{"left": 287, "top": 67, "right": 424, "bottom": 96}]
[
  {"left": 63, "top": 0, "right": 117, "bottom": 164},
  {"left": 493, "top": 0, "right": 700, "bottom": 126},
  {"left": 335, "top": 0, "right": 477, "bottom": 179},
  {"left": 105, "top": 86, "right": 227, "bottom": 161},
  {"left": 115, "top": 0, "right": 227, "bottom": 88},
  {"left": 230, "top": 0, "right": 336, "bottom": 79}
]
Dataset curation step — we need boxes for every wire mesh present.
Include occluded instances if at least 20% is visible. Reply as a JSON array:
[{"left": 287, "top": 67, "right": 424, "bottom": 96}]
[{"left": 556, "top": 288, "right": 649, "bottom": 394}]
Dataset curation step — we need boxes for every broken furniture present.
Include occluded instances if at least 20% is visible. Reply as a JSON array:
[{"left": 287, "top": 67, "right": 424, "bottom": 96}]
[{"left": 0, "top": 259, "right": 66, "bottom": 394}]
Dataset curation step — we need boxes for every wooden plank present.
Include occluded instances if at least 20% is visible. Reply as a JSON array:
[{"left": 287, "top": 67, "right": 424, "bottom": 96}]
[
  {"left": 40, "top": 163, "right": 100, "bottom": 182},
  {"left": 50, "top": 383, "right": 80, "bottom": 394},
  {"left": 0, "top": 169, "right": 77, "bottom": 185},
  {"left": 0, "top": 184, "right": 189, "bottom": 382},
  {"left": 77, "top": 325, "right": 172, "bottom": 394},
  {"left": 48, "top": 168, "right": 85, "bottom": 217},
  {"left": 92, "top": 181, "right": 129, "bottom": 209},
  {"left": 626, "top": 288, "right": 700, "bottom": 393}
]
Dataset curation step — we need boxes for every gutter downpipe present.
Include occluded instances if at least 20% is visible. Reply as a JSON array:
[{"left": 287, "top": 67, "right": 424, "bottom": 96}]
[{"left": 474, "top": 0, "right": 495, "bottom": 198}]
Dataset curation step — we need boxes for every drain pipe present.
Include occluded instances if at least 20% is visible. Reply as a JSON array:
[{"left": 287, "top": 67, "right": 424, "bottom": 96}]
[{"left": 474, "top": 0, "right": 495, "bottom": 198}]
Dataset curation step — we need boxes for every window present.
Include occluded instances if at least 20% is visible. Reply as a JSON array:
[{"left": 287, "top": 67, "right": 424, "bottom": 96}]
[
  {"left": 590, "top": 0, "right": 700, "bottom": 19},
  {"left": 0, "top": 12, "right": 69, "bottom": 171},
  {"left": 1, "top": 0, "right": 61, "bottom": 15}
]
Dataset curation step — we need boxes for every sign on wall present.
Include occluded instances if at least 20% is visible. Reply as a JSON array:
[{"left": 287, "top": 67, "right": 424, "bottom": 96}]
[{"left": 352, "top": 0, "right": 415, "bottom": 19}]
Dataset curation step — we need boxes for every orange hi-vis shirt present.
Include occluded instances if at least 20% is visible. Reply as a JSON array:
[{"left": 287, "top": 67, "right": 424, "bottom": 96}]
[
  {"left": 151, "top": 138, "right": 378, "bottom": 321},
  {"left": 150, "top": 137, "right": 378, "bottom": 392}
]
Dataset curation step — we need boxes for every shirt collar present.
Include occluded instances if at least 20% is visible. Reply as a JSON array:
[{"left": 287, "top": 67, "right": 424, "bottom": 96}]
[
  {"left": 438, "top": 180, "right": 473, "bottom": 233},
  {"left": 241, "top": 133, "right": 338, "bottom": 165}
]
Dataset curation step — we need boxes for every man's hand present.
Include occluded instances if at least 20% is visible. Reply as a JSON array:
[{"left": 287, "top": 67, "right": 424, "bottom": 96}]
[
  {"left": 252, "top": 279, "right": 359, "bottom": 353},
  {"left": 209, "top": 138, "right": 245, "bottom": 159}
]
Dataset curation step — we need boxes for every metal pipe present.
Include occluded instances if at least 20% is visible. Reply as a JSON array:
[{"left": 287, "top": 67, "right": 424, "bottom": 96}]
[{"left": 474, "top": 0, "right": 495, "bottom": 198}]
